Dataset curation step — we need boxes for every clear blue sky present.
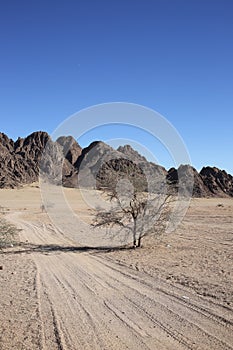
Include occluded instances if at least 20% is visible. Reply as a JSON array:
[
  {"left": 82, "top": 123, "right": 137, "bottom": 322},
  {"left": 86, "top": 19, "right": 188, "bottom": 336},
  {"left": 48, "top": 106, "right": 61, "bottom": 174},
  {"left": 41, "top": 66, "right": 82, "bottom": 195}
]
[{"left": 0, "top": 0, "right": 232, "bottom": 173}]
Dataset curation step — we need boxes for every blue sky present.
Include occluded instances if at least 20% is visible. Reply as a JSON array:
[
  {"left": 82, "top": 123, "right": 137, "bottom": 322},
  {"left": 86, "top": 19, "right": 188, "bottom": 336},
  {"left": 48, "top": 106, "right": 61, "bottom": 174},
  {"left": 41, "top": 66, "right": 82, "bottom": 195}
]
[{"left": 0, "top": 0, "right": 232, "bottom": 173}]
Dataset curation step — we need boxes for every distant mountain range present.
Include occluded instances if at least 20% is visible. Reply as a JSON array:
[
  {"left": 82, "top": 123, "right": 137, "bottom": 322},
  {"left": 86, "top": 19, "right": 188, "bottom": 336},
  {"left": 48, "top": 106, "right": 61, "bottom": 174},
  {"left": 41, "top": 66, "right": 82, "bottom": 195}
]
[{"left": 0, "top": 131, "right": 233, "bottom": 197}]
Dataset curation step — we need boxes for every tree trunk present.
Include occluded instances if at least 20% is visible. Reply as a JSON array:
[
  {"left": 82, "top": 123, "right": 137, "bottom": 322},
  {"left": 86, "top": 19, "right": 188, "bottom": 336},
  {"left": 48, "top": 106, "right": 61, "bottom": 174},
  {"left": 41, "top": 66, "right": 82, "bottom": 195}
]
[
  {"left": 137, "top": 236, "right": 142, "bottom": 247},
  {"left": 133, "top": 219, "right": 137, "bottom": 247}
]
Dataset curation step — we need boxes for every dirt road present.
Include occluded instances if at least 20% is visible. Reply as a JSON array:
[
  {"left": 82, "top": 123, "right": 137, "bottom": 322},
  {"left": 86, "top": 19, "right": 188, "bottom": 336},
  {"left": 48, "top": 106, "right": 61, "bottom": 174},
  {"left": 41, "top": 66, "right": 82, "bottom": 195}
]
[
  {"left": 0, "top": 186, "right": 232, "bottom": 350},
  {"left": 5, "top": 211, "right": 232, "bottom": 350}
]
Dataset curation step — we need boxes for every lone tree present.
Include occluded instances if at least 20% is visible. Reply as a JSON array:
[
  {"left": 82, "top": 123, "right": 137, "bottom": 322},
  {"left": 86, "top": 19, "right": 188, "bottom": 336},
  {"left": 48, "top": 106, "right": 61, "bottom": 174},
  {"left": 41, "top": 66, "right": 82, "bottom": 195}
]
[{"left": 93, "top": 177, "right": 176, "bottom": 248}]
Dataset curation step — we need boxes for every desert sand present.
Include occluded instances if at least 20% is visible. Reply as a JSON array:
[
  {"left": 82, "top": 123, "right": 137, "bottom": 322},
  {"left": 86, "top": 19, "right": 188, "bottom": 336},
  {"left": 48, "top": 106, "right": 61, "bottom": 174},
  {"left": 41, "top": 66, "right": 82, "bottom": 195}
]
[{"left": 0, "top": 184, "right": 233, "bottom": 349}]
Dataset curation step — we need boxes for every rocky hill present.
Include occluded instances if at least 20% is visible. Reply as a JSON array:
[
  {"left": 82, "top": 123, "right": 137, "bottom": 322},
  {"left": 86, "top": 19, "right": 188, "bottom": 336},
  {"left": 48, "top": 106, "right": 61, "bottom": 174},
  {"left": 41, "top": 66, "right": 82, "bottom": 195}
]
[
  {"left": 0, "top": 131, "right": 232, "bottom": 197},
  {"left": 200, "top": 167, "right": 233, "bottom": 197},
  {"left": 0, "top": 131, "right": 49, "bottom": 188}
]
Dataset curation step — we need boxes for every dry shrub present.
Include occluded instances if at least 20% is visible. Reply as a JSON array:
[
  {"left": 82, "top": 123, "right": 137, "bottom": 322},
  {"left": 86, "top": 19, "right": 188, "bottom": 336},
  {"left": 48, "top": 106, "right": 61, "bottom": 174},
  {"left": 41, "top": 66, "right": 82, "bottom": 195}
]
[{"left": 0, "top": 217, "right": 18, "bottom": 248}]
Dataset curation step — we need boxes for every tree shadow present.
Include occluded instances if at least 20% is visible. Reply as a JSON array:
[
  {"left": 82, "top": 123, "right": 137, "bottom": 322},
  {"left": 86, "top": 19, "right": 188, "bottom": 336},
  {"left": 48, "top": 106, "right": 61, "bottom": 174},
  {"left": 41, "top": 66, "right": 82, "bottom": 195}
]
[{"left": 0, "top": 242, "right": 132, "bottom": 256}]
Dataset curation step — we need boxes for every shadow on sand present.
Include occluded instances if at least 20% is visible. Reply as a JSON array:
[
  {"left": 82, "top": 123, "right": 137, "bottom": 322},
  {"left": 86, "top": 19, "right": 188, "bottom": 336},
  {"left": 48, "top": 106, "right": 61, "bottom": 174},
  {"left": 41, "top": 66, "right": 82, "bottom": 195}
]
[{"left": 0, "top": 242, "right": 132, "bottom": 255}]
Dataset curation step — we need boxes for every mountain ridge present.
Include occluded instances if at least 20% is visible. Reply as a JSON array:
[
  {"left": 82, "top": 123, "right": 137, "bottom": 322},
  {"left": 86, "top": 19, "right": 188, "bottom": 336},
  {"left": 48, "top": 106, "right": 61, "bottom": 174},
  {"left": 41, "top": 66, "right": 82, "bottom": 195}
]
[{"left": 0, "top": 131, "right": 232, "bottom": 197}]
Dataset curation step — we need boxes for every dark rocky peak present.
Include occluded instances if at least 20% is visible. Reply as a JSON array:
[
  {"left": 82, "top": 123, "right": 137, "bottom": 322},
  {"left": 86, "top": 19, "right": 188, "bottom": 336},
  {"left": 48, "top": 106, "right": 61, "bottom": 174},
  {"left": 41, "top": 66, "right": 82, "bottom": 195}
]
[
  {"left": 56, "top": 135, "right": 77, "bottom": 148},
  {"left": 0, "top": 132, "right": 14, "bottom": 153},
  {"left": 167, "top": 165, "right": 211, "bottom": 197},
  {"left": 14, "top": 137, "right": 24, "bottom": 150},
  {"left": 14, "top": 131, "right": 50, "bottom": 156},
  {"left": 168, "top": 164, "right": 201, "bottom": 181},
  {"left": 24, "top": 130, "right": 49, "bottom": 145},
  {"left": 76, "top": 141, "right": 121, "bottom": 182},
  {"left": 75, "top": 141, "right": 119, "bottom": 170},
  {"left": 117, "top": 145, "right": 148, "bottom": 163},
  {"left": 0, "top": 131, "right": 50, "bottom": 189},
  {"left": 200, "top": 166, "right": 233, "bottom": 197},
  {"left": 201, "top": 166, "right": 225, "bottom": 177},
  {"left": 0, "top": 131, "right": 79, "bottom": 189},
  {"left": 86, "top": 141, "right": 112, "bottom": 155},
  {"left": 76, "top": 141, "right": 167, "bottom": 193},
  {"left": 177, "top": 165, "right": 206, "bottom": 197},
  {"left": 117, "top": 144, "right": 167, "bottom": 177},
  {"left": 177, "top": 164, "right": 198, "bottom": 178},
  {"left": 167, "top": 167, "right": 178, "bottom": 183},
  {"left": 56, "top": 136, "right": 82, "bottom": 165},
  {"left": 96, "top": 157, "right": 148, "bottom": 192}
]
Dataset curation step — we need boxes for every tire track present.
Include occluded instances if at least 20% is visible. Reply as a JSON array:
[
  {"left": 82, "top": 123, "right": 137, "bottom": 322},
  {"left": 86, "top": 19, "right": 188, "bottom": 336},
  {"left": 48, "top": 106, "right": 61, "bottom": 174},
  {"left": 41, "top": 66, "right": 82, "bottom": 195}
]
[
  {"left": 87, "top": 254, "right": 233, "bottom": 350},
  {"left": 10, "top": 212, "right": 233, "bottom": 350},
  {"left": 61, "top": 252, "right": 233, "bottom": 350},
  {"left": 40, "top": 256, "right": 156, "bottom": 350},
  {"left": 95, "top": 254, "right": 233, "bottom": 326}
]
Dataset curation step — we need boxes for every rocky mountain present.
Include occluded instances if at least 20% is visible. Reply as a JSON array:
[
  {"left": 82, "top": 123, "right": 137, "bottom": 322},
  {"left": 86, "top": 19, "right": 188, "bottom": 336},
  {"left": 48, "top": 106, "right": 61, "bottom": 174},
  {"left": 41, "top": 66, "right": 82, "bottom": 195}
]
[
  {"left": 167, "top": 165, "right": 212, "bottom": 197},
  {"left": 0, "top": 131, "right": 49, "bottom": 188},
  {"left": 117, "top": 145, "right": 168, "bottom": 193},
  {"left": 64, "top": 141, "right": 148, "bottom": 191},
  {"left": 117, "top": 145, "right": 149, "bottom": 164},
  {"left": 56, "top": 136, "right": 82, "bottom": 166},
  {"left": 0, "top": 131, "right": 78, "bottom": 188},
  {"left": 0, "top": 131, "right": 233, "bottom": 198},
  {"left": 200, "top": 167, "right": 233, "bottom": 197}
]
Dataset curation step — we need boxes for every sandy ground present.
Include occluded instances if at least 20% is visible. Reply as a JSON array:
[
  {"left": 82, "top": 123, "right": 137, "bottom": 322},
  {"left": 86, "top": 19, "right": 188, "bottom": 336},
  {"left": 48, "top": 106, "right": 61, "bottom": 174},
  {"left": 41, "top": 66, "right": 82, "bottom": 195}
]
[{"left": 0, "top": 184, "right": 233, "bottom": 349}]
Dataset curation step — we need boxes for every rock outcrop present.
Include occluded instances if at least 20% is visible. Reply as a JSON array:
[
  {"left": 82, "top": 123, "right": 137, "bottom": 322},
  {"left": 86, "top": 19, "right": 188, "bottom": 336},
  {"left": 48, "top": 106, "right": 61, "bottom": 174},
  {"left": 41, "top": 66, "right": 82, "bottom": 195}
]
[
  {"left": 56, "top": 136, "right": 82, "bottom": 166},
  {"left": 117, "top": 145, "right": 168, "bottom": 193},
  {"left": 200, "top": 167, "right": 233, "bottom": 197},
  {"left": 167, "top": 165, "right": 212, "bottom": 197},
  {"left": 0, "top": 131, "right": 50, "bottom": 188},
  {"left": 0, "top": 131, "right": 80, "bottom": 188}
]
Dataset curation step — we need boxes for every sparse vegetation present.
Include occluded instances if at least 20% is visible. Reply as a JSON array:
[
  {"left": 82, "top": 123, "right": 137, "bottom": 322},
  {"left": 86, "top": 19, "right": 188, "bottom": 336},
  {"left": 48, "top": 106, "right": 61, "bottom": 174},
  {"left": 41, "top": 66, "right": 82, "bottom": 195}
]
[
  {"left": 0, "top": 217, "right": 18, "bottom": 248},
  {"left": 93, "top": 178, "right": 176, "bottom": 248}
]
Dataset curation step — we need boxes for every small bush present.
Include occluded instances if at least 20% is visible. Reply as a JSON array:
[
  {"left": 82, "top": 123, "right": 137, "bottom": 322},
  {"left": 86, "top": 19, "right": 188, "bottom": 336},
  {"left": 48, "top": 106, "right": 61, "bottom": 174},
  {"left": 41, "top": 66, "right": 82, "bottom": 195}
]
[
  {"left": 217, "top": 203, "right": 224, "bottom": 207},
  {"left": 0, "top": 218, "right": 18, "bottom": 248}
]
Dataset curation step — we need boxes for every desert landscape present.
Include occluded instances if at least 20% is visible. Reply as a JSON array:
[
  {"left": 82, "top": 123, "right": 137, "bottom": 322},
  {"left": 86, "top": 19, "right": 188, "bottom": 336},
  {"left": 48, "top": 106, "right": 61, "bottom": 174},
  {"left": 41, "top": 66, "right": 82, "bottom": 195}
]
[
  {"left": 1, "top": 2, "right": 232, "bottom": 348},
  {"left": 0, "top": 184, "right": 232, "bottom": 350}
]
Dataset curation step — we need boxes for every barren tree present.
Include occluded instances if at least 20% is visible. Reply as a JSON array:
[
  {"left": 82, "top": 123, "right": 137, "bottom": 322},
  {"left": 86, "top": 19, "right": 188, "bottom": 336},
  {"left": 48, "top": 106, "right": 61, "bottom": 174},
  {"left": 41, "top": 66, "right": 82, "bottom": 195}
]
[{"left": 93, "top": 179, "right": 177, "bottom": 248}]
